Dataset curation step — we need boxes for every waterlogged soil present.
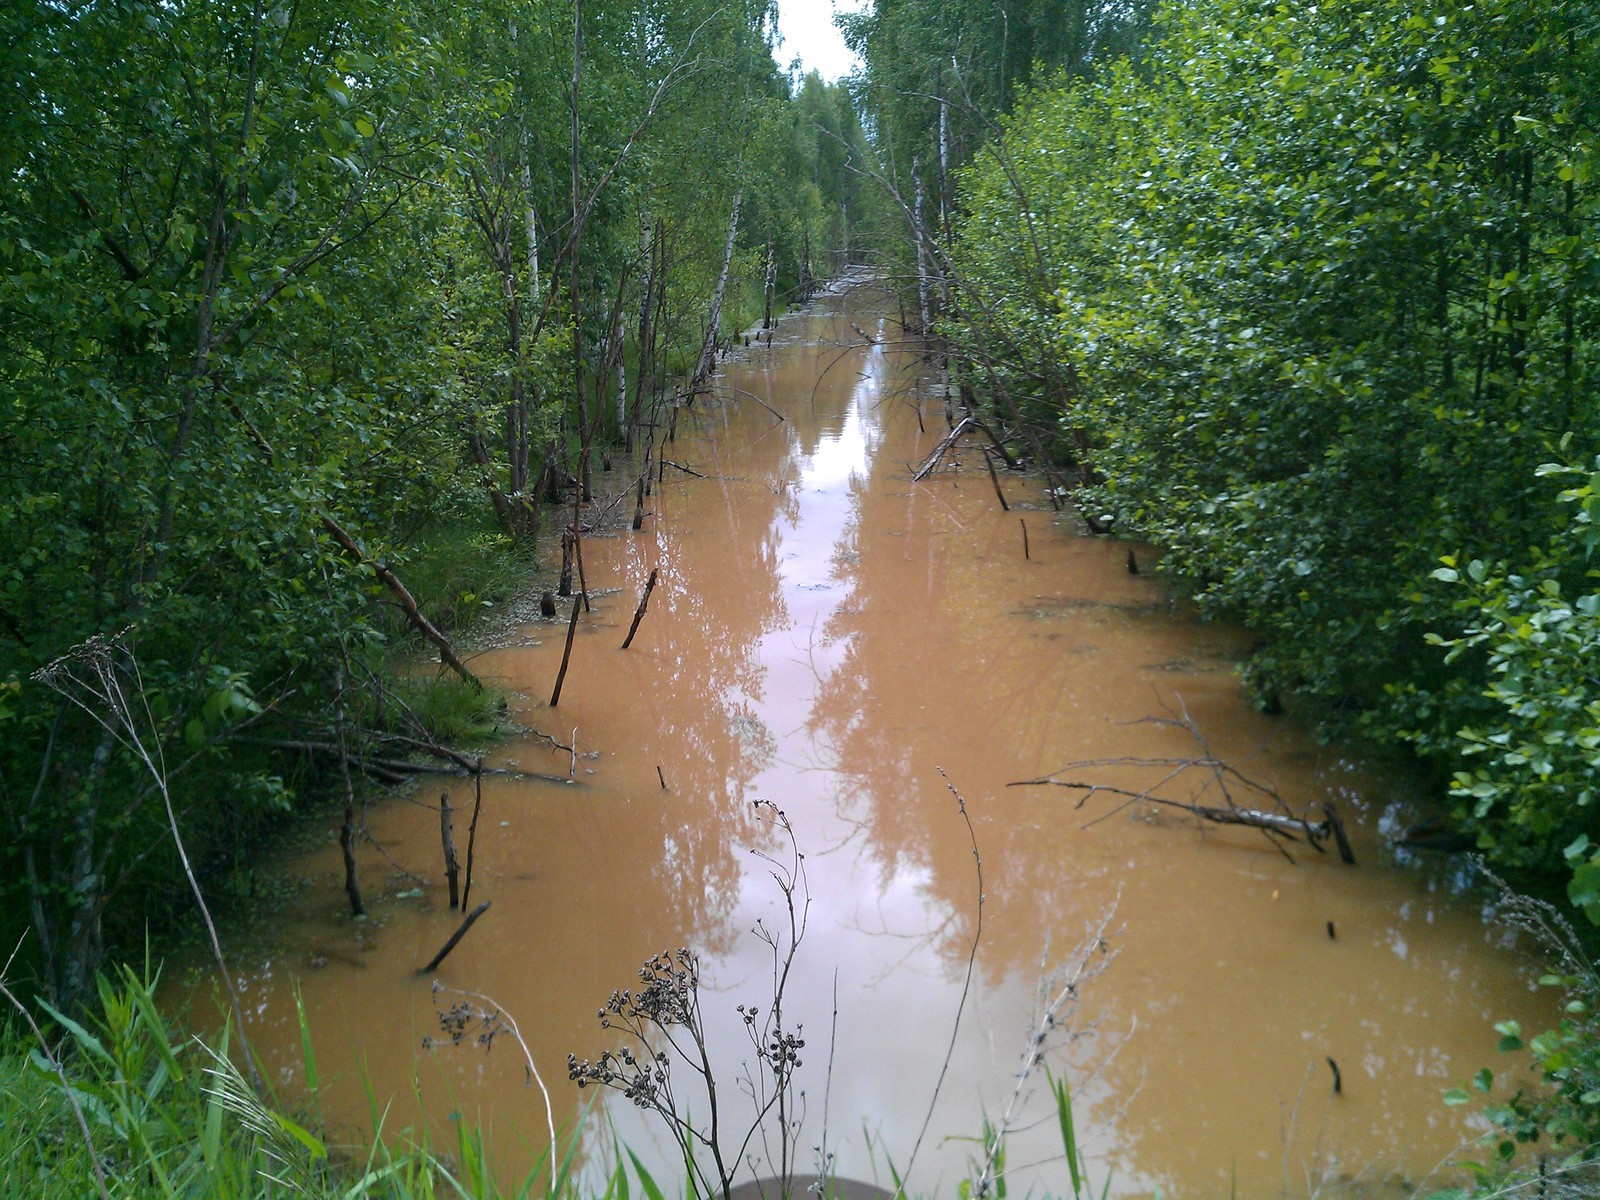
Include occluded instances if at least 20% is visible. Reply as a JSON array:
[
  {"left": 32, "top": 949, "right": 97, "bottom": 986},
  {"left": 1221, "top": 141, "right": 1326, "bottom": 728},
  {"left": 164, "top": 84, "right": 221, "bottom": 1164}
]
[{"left": 183, "top": 277, "right": 1555, "bottom": 1199}]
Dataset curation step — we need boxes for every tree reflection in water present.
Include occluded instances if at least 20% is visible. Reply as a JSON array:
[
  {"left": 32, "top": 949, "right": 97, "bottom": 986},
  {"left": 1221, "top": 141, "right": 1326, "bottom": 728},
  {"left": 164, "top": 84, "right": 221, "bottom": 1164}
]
[{"left": 187, "top": 283, "right": 1554, "bottom": 1200}]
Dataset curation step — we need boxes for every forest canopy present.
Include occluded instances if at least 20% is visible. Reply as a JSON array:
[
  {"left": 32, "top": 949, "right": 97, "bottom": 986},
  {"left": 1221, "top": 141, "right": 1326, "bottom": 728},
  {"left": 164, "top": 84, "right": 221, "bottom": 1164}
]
[
  {"left": 0, "top": 0, "right": 872, "bottom": 1013},
  {"left": 846, "top": 0, "right": 1600, "bottom": 916}
]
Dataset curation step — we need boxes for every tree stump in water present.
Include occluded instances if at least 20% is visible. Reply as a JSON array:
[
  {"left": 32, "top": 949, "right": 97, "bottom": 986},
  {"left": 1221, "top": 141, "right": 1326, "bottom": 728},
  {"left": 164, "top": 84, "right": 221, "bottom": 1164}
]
[{"left": 558, "top": 531, "right": 574, "bottom": 596}]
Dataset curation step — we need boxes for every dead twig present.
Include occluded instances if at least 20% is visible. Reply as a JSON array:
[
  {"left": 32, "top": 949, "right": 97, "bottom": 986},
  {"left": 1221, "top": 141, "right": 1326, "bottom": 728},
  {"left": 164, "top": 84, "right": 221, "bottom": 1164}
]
[
  {"left": 1009, "top": 700, "right": 1355, "bottom": 864},
  {"left": 427, "top": 983, "right": 558, "bottom": 1172},
  {"left": 897, "top": 769, "right": 985, "bottom": 1199},
  {"left": 705, "top": 381, "right": 787, "bottom": 423},
  {"left": 911, "top": 415, "right": 1016, "bottom": 482}
]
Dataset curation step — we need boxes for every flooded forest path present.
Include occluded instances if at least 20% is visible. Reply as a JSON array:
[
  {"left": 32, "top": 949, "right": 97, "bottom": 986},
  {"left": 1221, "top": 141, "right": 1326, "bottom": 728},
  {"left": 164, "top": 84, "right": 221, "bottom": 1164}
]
[{"left": 196, "top": 277, "right": 1551, "bottom": 1200}]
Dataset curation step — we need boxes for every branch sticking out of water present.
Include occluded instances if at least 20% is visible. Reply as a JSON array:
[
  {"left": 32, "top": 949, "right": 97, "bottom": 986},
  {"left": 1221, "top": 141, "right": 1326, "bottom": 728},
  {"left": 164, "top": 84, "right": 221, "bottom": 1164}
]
[
  {"left": 622, "top": 567, "right": 660, "bottom": 649},
  {"left": 704, "top": 381, "right": 786, "bottom": 423},
  {"left": 1009, "top": 699, "right": 1355, "bottom": 865},
  {"left": 418, "top": 901, "right": 491, "bottom": 974},
  {"left": 550, "top": 596, "right": 582, "bottom": 707},
  {"left": 983, "top": 448, "right": 1010, "bottom": 511},
  {"left": 439, "top": 794, "right": 460, "bottom": 910},
  {"left": 911, "top": 415, "right": 1017, "bottom": 482}
]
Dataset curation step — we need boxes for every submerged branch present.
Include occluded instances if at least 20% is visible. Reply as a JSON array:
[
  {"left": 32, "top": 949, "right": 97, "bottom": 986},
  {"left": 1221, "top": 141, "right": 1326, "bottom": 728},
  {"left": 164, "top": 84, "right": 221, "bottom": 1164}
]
[
  {"left": 250, "top": 738, "right": 575, "bottom": 787},
  {"left": 1010, "top": 702, "right": 1355, "bottom": 864}
]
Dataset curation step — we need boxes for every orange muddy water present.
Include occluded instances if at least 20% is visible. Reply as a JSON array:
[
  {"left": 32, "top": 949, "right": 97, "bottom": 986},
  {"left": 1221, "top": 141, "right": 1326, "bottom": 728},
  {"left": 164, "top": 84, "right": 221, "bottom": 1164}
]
[{"left": 186, "top": 277, "right": 1553, "bottom": 1199}]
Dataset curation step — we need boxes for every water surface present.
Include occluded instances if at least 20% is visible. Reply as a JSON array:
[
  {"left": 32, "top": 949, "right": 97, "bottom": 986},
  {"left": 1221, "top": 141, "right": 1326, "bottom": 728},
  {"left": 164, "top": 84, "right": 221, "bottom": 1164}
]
[{"left": 198, "top": 278, "right": 1550, "bottom": 1199}]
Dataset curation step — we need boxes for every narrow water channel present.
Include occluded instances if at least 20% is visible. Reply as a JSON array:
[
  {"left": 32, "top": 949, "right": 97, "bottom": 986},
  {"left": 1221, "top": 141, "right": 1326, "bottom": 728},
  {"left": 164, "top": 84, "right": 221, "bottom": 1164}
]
[{"left": 192, "top": 278, "right": 1552, "bottom": 1199}]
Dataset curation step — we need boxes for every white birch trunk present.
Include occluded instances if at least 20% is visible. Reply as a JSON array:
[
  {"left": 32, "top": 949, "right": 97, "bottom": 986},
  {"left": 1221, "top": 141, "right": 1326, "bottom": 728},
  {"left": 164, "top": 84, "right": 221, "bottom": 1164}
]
[
  {"left": 913, "top": 158, "right": 932, "bottom": 336},
  {"left": 693, "top": 190, "right": 742, "bottom": 391}
]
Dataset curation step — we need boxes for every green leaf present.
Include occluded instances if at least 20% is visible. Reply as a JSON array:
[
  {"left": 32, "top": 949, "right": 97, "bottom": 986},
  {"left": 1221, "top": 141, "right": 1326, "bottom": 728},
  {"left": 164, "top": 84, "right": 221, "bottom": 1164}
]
[
  {"left": 36, "top": 999, "right": 109, "bottom": 1063},
  {"left": 271, "top": 1108, "right": 328, "bottom": 1160}
]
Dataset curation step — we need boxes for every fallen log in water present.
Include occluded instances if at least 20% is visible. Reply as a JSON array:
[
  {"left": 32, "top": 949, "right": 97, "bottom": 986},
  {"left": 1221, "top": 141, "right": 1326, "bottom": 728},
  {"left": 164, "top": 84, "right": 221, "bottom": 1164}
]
[
  {"left": 1009, "top": 703, "right": 1356, "bottom": 865},
  {"left": 1011, "top": 777, "right": 1348, "bottom": 859}
]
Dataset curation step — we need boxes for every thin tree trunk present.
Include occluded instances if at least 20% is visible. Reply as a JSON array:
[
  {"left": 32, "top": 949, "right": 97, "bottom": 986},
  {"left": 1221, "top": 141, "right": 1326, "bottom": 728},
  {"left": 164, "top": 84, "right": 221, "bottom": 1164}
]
[
  {"left": 692, "top": 192, "right": 743, "bottom": 393},
  {"left": 913, "top": 159, "right": 932, "bottom": 338},
  {"left": 629, "top": 216, "right": 658, "bottom": 452},
  {"left": 763, "top": 234, "right": 775, "bottom": 330},
  {"left": 523, "top": 131, "right": 541, "bottom": 303},
  {"left": 59, "top": 729, "right": 113, "bottom": 1013},
  {"left": 614, "top": 310, "right": 628, "bottom": 433},
  {"left": 321, "top": 516, "right": 482, "bottom": 691},
  {"left": 440, "top": 794, "right": 460, "bottom": 910},
  {"left": 570, "top": 0, "right": 588, "bottom": 504},
  {"left": 938, "top": 81, "right": 950, "bottom": 243}
]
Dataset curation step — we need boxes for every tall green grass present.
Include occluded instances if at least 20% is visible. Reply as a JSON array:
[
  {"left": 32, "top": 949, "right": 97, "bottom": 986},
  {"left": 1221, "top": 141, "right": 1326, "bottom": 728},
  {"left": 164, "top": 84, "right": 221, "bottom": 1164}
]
[
  {"left": 6, "top": 964, "right": 1116, "bottom": 1200},
  {"left": 16, "top": 961, "right": 1552, "bottom": 1199},
  {"left": 0, "top": 965, "right": 612, "bottom": 1200}
]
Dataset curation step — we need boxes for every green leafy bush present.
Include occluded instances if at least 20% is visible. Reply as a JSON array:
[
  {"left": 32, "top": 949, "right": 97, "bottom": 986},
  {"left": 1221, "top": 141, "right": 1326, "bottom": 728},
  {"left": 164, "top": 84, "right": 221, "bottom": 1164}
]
[
  {"left": 1432, "top": 886, "right": 1600, "bottom": 1198},
  {"left": 945, "top": 0, "right": 1600, "bottom": 900},
  {"left": 1428, "top": 458, "right": 1600, "bottom": 900}
]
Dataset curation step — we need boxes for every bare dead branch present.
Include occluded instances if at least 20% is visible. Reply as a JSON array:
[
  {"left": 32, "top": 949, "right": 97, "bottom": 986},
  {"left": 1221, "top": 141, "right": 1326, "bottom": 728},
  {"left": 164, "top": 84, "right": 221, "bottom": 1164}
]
[{"left": 1009, "top": 702, "right": 1355, "bottom": 864}]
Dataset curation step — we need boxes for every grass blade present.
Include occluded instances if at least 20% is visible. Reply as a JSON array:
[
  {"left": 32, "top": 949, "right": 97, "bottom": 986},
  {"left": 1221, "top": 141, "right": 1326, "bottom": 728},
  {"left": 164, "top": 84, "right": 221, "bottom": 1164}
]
[{"left": 1048, "top": 1068, "right": 1083, "bottom": 1200}]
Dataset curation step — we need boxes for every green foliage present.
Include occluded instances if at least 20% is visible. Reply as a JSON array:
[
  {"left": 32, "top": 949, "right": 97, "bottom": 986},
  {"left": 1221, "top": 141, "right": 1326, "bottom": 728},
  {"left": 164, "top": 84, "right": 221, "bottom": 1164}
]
[
  {"left": 0, "top": 0, "right": 468, "bottom": 1010},
  {"left": 0, "top": 962, "right": 630, "bottom": 1198},
  {"left": 842, "top": 0, "right": 1155, "bottom": 308},
  {"left": 0, "top": 0, "right": 870, "bottom": 1014},
  {"left": 1431, "top": 890, "right": 1600, "bottom": 1198},
  {"left": 368, "top": 675, "right": 509, "bottom": 747},
  {"left": 1, "top": 964, "right": 337, "bottom": 1198},
  {"left": 1428, "top": 458, "right": 1600, "bottom": 889},
  {"left": 939, "top": 0, "right": 1600, "bottom": 904},
  {"left": 380, "top": 523, "right": 533, "bottom": 637}
]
